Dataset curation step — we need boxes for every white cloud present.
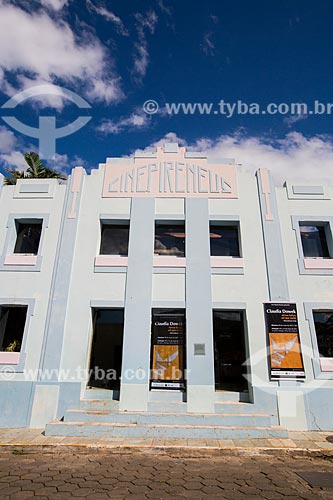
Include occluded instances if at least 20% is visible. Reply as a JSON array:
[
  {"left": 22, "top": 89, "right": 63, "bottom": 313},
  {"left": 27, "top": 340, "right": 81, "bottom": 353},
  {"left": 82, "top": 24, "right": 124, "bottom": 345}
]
[
  {"left": 284, "top": 113, "right": 308, "bottom": 127},
  {"left": 0, "top": 3, "right": 122, "bottom": 105},
  {"left": 133, "top": 10, "right": 158, "bottom": 81},
  {"left": 0, "top": 150, "right": 27, "bottom": 171},
  {"left": 0, "top": 126, "right": 16, "bottom": 153},
  {"left": 86, "top": 0, "right": 128, "bottom": 35},
  {"left": 141, "top": 131, "right": 333, "bottom": 185},
  {"left": 40, "top": 0, "right": 70, "bottom": 11},
  {"left": 97, "top": 109, "right": 150, "bottom": 134}
]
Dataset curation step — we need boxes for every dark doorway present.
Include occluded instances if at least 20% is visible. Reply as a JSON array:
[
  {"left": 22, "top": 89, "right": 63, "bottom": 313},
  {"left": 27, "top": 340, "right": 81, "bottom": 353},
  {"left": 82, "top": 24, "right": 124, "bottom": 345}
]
[
  {"left": 88, "top": 309, "right": 124, "bottom": 392},
  {"left": 213, "top": 310, "right": 248, "bottom": 392}
]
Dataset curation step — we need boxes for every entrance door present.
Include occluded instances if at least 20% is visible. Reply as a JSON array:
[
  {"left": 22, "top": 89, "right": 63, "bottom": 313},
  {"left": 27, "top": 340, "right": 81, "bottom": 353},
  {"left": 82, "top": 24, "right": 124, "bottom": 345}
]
[
  {"left": 150, "top": 309, "right": 186, "bottom": 390},
  {"left": 213, "top": 310, "right": 248, "bottom": 392},
  {"left": 88, "top": 309, "right": 124, "bottom": 393}
]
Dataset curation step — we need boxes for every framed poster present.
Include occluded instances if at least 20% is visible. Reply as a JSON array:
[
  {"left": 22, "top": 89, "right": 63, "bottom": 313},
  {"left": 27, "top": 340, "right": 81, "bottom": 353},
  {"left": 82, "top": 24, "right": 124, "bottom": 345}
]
[
  {"left": 264, "top": 303, "right": 305, "bottom": 379},
  {"left": 150, "top": 310, "right": 186, "bottom": 390}
]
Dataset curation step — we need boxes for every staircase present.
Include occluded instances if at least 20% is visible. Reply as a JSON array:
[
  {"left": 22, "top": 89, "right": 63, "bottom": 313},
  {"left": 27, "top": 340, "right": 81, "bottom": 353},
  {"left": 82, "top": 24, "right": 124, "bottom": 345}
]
[{"left": 45, "top": 395, "right": 288, "bottom": 439}]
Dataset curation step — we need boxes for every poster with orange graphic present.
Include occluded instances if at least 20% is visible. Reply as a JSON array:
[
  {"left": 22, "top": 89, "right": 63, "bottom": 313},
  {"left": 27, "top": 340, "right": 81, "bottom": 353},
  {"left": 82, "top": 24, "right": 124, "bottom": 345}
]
[
  {"left": 150, "top": 312, "right": 186, "bottom": 390},
  {"left": 264, "top": 303, "right": 305, "bottom": 379}
]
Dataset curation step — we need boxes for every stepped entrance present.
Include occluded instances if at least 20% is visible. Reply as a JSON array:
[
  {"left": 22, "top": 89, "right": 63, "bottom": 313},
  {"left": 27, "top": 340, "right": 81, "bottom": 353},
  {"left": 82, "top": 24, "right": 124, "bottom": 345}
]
[
  {"left": 213, "top": 310, "right": 248, "bottom": 393},
  {"left": 87, "top": 308, "right": 124, "bottom": 396}
]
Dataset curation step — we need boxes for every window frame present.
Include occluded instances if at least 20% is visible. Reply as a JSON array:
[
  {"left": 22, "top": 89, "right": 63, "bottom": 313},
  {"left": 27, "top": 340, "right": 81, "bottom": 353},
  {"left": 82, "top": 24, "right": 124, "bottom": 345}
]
[
  {"left": 94, "top": 215, "right": 130, "bottom": 272},
  {"left": 0, "top": 214, "right": 49, "bottom": 272},
  {"left": 209, "top": 216, "right": 244, "bottom": 274},
  {"left": 305, "top": 302, "right": 333, "bottom": 380},
  {"left": 292, "top": 216, "right": 333, "bottom": 275},
  {"left": 0, "top": 298, "right": 35, "bottom": 371}
]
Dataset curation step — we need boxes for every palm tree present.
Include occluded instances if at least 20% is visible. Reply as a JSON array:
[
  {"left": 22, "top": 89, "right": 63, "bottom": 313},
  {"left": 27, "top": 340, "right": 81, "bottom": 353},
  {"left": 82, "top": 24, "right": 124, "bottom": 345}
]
[{"left": 3, "top": 152, "right": 67, "bottom": 185}]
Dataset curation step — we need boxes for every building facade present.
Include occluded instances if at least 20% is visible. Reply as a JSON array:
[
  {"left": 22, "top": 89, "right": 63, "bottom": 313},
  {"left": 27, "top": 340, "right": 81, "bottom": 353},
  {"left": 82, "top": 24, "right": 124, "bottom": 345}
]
[{"left": 0, "top": 143, "right": 333, "bottom": 435}]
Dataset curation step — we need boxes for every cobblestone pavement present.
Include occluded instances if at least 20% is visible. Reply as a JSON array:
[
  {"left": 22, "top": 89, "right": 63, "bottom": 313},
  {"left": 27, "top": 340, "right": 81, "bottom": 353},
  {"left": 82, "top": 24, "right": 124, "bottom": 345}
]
[{"left": 0, "top": 448, "right": 332, "bottom": 499}]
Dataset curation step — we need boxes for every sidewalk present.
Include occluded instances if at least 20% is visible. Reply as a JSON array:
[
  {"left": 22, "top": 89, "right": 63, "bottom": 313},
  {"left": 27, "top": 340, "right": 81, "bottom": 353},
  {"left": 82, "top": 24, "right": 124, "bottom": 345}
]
[{"left": 1, "top": 428, "right": 333, "bottom": 455}]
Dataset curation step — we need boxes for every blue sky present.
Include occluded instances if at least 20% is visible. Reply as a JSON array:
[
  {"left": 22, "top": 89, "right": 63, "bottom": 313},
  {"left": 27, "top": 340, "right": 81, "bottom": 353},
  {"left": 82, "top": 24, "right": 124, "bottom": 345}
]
[{"left": 1, "top": 0, "right": 333, "bottom": 183}]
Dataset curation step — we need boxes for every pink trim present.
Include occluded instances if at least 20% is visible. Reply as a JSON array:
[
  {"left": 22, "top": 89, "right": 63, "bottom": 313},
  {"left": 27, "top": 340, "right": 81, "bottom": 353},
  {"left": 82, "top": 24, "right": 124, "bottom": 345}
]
[
  {"left": 210, "top": 257, "right": 244, "bottom": 268},
  {"left": 72, "top": 166, "right": 83, "bottom": 192},
  {"left": 304, "top": 258, "right": 333, "bottom": 269},
  {"left": 4, "top": 255, "right": 37, "bottom": 266},
  {"left": 68, "top": 166, "right": 83, "bottom": 219},
  {"left": 259, "top": 168, "right": 271, "bottom": 194},
  {"left": 153, "top": 256, "right": 186, "bottom": 267},
  {"left": 320, "top": 358, "right": 333, "bottom": 372},
  {"left": 0, "top": 352, "right": 20, "bottom": 365},
  {"left": 259, "top": 168, "right": 274, "bottom": 221},
  {"left": 102, "top": 149, "right": 238, "bottom": 199},
  {"left": 95, "top": 255, "right": 128, "bottom": 267}
]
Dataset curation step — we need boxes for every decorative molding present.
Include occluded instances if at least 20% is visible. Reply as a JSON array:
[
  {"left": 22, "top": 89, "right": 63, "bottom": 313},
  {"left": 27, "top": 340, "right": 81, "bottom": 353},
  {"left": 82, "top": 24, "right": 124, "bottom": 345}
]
[
  {"left": 259, "top": 168, "right": 273, "bottom": 221},
  {"left": 68, "top": 167, "right": 84, "bottom": 219}
]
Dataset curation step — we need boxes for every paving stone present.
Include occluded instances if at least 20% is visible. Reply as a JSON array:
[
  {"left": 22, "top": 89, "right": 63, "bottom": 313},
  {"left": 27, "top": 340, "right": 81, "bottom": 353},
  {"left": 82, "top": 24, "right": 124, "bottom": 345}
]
[
  {"left": 8, "top": 492, "right": 35, "bottom": 500},
  {"left": 34, "top": 486, "right": 58, "bottom": 496}
]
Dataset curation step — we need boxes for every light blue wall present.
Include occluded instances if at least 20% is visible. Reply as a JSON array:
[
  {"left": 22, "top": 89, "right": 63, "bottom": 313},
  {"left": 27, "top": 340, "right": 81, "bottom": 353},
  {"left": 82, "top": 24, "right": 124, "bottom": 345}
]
[
  {"left": 39, "top": 170, "right": 85, "bottom": 376},
  {"left": 256, "top": 170, "right": 289, "bottom": 301},
  {"left": 185, "top": 198, "right": 215, "bottom": 410},
  {"left": 0, "top": 382, "right": 34, "bottom": 427}
]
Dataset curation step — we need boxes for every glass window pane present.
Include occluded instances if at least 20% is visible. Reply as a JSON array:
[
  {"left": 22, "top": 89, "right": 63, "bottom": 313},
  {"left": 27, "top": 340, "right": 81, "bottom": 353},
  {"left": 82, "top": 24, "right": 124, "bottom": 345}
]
[
  {"left": 300, "top": 224, "right": 330, "bottom": 258},
  {"left": 100, "top": 224, "right": 129, "bottom": 255},
  {"left": 313, "top": 311, "right": 333, "bottom": 358},
  {"left": 154, "top": 224, "right": 185, "bottom": 257},
  {"left": 0, "top": 306, "right": 27, "bottom": 352},
  {"left": 210, "top": 225, "right": 240, "bottom": 257},
  {"left": 14, "top": 222, "right": 42, "bottom": 254}
]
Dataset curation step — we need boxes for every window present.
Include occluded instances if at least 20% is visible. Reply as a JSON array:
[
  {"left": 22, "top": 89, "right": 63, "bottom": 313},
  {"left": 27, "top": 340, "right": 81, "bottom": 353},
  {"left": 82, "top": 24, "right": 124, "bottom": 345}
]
[
  {"left": 210, "top": 224, "right": 240, "bottom": 257},
  {"left": 100, "top": 223, "right": 129, "bottom": 256},
  {"left": 154, "top": 223, "right": 185, "bottom": 257},
  {"left": 0, "top": 306, "right": 27, "bottom": 352},
  {"left": 299, "top": 223, "right": 330, "bottom": 258},
  {"left": 14, "top": 221, "right": 42, "bottom": 255},
  {"left": 313, "top": 311, "right": 333, "bottom": 358}
]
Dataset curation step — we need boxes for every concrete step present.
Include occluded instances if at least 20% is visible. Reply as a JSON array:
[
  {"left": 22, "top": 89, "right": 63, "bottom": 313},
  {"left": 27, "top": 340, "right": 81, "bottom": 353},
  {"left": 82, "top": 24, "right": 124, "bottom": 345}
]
[
  {"left": 79, "top": 399, "right": 119, "bottom": 411},
  {"left": 215, "top": 391, "right": 250, "bottom": 402},
  {"left": 214, "top": 401, "right": 272, "bottom": 414},
  {"left": 45, "top": 421, "right": 288, "bottom": 439},
  {"left": 148, "top": 401, "right": 188, "bottom": 413},
  {"left": 149, "top": 390, "right": 185, "bottom": 403},
  {"left": 63, "top": 410, "right": 272, "bottom": 427}
]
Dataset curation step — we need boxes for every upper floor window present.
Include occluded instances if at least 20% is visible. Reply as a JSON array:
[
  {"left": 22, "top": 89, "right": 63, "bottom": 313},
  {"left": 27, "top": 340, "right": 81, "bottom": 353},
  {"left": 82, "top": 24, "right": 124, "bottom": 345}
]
[
  {"left": 14, "top": 221, "right": 42, "bottom": 255},
  {"left": 154, "top": 223, "right": 185, "bottom": 257},
  {"left": 299, "top": 223, "right": 331, "bottom": 258},
  {"left": 0, "top": 305, "right": 27, "bottom": 353},
  {"left": 210, "top": 223, "right": 241, "bottom": 257},
  {"left": 313, "top": 310, "right": 333, "bottom": 358},
  {"left": 100, "top": 223, "right": 130, "bottom": 256}
]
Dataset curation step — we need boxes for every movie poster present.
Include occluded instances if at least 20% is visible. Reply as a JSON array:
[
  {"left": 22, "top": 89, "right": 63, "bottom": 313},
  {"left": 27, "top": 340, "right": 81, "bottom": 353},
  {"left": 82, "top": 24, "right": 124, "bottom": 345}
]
[
  {"left": 150, "top": 312, "right": 186, "bottom": 390},
  {"left": 264, "top": 303, "right": 305, "bottom": 379}
]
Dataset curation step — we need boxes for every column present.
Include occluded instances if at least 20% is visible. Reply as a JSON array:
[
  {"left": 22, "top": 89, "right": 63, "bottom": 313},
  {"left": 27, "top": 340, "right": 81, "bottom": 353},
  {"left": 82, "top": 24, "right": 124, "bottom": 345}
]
[
  {"left": 185, "top": 198, "right": 215, "bottom": 413},
  {"left": 119, "top": 198, "right": 155, "bottom": 411}
]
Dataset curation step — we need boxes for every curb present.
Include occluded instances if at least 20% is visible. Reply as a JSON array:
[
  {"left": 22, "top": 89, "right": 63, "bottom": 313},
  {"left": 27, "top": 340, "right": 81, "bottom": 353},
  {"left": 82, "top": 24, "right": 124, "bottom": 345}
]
[{"left": 1, "top": 443, "right": 333, "bottom": 459}]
